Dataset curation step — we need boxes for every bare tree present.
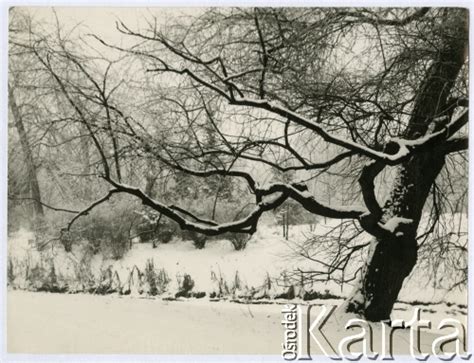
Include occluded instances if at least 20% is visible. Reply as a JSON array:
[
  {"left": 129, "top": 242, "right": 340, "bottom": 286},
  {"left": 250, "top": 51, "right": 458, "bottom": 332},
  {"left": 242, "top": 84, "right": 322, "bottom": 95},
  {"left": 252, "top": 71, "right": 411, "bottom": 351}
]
[
  {"left": 14, "top": 7, "right": 468, "bottom": 321},
  {"left": 8, "top": 10, "right": 45, "bottom": 221},
  {"left": 8, "top": 86, "right": 44, "bottom": 219}
]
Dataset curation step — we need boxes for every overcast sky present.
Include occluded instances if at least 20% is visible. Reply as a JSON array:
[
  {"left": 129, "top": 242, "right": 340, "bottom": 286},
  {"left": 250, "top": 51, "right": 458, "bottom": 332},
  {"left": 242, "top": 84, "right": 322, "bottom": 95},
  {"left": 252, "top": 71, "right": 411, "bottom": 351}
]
[{"left": 19, "top": 7, "right": 204, "bottom": 45}]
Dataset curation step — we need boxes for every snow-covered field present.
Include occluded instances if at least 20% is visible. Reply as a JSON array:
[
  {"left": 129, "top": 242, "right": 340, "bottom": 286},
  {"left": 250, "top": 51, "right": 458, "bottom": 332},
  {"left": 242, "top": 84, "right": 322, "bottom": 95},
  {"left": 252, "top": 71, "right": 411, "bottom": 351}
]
[
  {"left": 8, "top": 218, "right": 467, "bottom": 304},
  {"left": 7, "top": 290, "right": 466, "bottom": 355},
  {"left": 7, "top": 290, "right": 282, "bottom": 354},
  {"left": 6, "top": 217, "right": 468, "bottom": 355}
]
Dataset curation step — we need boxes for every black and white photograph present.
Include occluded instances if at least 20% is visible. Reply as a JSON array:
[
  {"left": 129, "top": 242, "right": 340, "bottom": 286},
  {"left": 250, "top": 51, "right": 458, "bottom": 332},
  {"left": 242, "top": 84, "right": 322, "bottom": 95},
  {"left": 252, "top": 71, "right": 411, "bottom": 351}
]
[{"left": 2, "top": 4, "right": 470, "bottom": 361}]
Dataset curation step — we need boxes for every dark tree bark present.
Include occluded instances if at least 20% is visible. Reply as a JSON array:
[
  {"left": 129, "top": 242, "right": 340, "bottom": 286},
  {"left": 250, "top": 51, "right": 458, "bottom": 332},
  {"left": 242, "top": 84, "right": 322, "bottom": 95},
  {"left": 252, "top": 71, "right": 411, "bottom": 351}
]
[
  {"left": 345, "top": 11, "right": 467, "bottom": 321},
  {"left": 346, "top": 152, "right": 446, "bottom": 321},
  {"left": 8, "top": 86, "right": 44, "bottom": 219}
]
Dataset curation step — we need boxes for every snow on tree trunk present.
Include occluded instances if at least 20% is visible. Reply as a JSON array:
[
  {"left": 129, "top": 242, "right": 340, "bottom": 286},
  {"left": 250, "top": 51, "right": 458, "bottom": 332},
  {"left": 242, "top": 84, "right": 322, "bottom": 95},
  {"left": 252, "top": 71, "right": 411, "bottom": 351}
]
[
  {"left": 343, "top": 12, "right": 467, "bottom": 321},
  {"left": 344, "top": 235, "right": 417, "bottom": 321},
  {"left": 344, "top": 150, "right": 446, "bottom": 321}
]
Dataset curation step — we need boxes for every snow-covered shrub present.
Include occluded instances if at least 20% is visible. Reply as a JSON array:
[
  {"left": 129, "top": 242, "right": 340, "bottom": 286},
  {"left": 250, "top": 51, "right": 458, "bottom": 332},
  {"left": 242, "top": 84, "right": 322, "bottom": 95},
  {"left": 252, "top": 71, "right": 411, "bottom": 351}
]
[
  {"left": 66, "top": 245, "right": 98, "bottom": 293},
  {"left": 46, "top": 263, "right": 59, "bottom": 291},
  {"left": 144, "top": 259, "right": 159, "bottom": 296},
  {"left": 108, "top": 237, "right": 129, "bottom": 260},
  {"left": 210, "top": 270, "right": 231, "bottom": 298},
  {"left": 251, "top": 273, "right": 273, "bottom": 300},
  {"left": 96, "top": 266, "right": 120, "bottom": 294},
  {"left": 303, "top": 289, "right": 340, "bottom": 301},
  {"left": 182, "top": 273, "right": 195, "bottom": 291},
  {"left": 75, "top": 199, "right": 136, "bottom": 260},
  {"left": 275, "top": 285, "right": 296, "bottom": 300},
  {"left": 230, "top": 271, "right": 250, "bottom": 298},
  {"left": 122, "top": 265, "right": 143, "bottom": 296},
  {"left": 25, "top": 260, "right": 65, "bottom": 293},
  {"left": 26, "top": 264, "right": 47, "bottom": 290},
  {"left": 156, "top": 268, "right": 171, "bottom": 293},
  {"left": 134, "top": 221, "right": 155, "bottom": 243},
  {"left": 157, "top": 228, "right": 174, "bottom": 244},
  {"left": 225, "top": 232, "right": 250, "bottom": 251},
  {"left": 181, "top": 230, "right": 207, "bottom": 249},
  {"left": 232, "top": 271, "right": 241, "bottom": 291},
  {"left": 175, "top": 273, "right": 197, "bottom": 298},
  {"left": 134, "top": 211, "right": 177, "bottom": 246},
  {"left": 36, "top": 263, "right": 67, "bottom": 293}
]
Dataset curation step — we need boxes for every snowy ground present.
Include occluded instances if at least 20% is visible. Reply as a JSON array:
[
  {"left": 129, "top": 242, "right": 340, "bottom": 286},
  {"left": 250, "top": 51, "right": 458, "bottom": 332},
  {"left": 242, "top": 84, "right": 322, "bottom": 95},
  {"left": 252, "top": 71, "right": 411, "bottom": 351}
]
[
  {"left": 8, "top": 220, "right": 466, "bottom": 304},
  {"left": 7, "top": 290, "right": 466, "bottom": 356},
  {"left": 7, "top": 217, "right": 468, "bottom": 356},
  {"left": 7, "top": 290, "right": 285, "bottom": 354}
]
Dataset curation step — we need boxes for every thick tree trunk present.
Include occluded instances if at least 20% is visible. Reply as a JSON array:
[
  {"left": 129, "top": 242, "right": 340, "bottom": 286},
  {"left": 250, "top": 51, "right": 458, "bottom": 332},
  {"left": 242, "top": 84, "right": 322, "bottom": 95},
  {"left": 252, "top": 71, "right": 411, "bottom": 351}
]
[
  {"left": 346, "top": 151, "right": 446, "bottom": 321},
  {"left": 344, "top": 9, "right": 467, "bottom": 321},
  {"left": 9, "top": 86, "right": 44, "bottom": 219},
  {"left": 346, "top": 235, "right": 418, "bottom": 321}
]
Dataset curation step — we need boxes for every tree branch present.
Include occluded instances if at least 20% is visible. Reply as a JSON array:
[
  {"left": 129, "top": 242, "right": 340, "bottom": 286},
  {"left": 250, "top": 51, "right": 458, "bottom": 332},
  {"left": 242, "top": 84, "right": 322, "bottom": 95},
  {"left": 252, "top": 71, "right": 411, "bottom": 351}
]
[
  {"left": 102, "top": 177, "right": 288, "bottom": 235},
  {"left": 8, "top": 196, "right": 79, "bottom": 214},
  {"left": 65, "top": 189, "right": 120, "bottom": 230},
  {"left": 340, "top": 8, "right": 430, "bottom": 27},
  {"left": 443, "top": 137, "right": 468, "bottom": 154},
  {"left": 257, "top": 182, "right": 366, "bottom": 219},
  {"left": 358, "top": 160, "right": 385, "bottom": 219}
]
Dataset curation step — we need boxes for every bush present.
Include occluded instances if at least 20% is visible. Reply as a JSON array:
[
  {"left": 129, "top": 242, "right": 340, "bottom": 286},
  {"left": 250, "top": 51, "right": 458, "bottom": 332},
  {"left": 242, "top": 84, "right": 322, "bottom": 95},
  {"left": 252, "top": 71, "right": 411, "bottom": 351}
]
[
  {"left": 70, "top": 247, "right": 97, "bottom": 293},
  {"left": 157, "top": 228, "right": 174, "bottom": 244},
  {"left": 135, "top": 221, "right": 157, "bottom": 243},
  {"left": 175, "top": 273, "right": 196, "bottom": 298},
  {"left": 303, "top": 289, "right": 340, "bottom": 301},
  {"left": 182, "top": 273, "right": 195, "bottom": 292},
  {"left": 192, "top": 235, "right": 207, "bottom": 249},
  {"left": 181, "top": 230, "right": 207, "bottom": 249},
  {"left": 134, "top": 212, "right": 177, "bottom": 245},
  {"left": 95, "top": 266, "right": 116, "bottom": 294},
  {"left": 108, "top": 237, "right": 129, "bottom": 260},
  {"left": 122, "top": 265, "right": 143, "bottom": 295},
  {"left": 144, "top": 259, "right": 159, "bottom": 296},
  {"left": 210, "top": 270, "right": 230, "bottom": 298},
  {"left": 156, "top": 268, "right": 171, "bottom": 292},
  {"left": 275, "top": 285, "right": 296, "bottom": 300},
  {"left": 74, "top": 198, "right": 137, "bottom": 259},
  {"left": 141, "top": 260, "right": 172, "bottom": 296},
  {"left": 230, "top": 271, "right": 250, "bottom": 298},
  {"left": 27, "top": 264, "right": 47, "bottom": 290},
  {"left": 225, "top": 232, "right": 251, "bottom": 251},
  {"left": 40, "top": 263, "right": 67, "bottom": 293},
  {"left": 27, "top": 261, "right": 67, "bottom": 293}
]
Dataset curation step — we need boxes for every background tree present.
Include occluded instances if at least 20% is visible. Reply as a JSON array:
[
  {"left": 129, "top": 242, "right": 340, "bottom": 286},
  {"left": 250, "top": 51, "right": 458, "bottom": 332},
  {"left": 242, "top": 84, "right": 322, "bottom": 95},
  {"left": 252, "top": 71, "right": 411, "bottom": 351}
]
[{"left": 8, "top": 10, "right": 45, "bottom": 224}]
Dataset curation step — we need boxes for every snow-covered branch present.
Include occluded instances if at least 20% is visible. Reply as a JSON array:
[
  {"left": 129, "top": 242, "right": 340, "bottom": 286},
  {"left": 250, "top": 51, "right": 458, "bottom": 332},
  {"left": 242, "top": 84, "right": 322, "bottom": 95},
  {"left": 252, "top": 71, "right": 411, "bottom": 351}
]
[
  {"left": 94, "top": 178, "right": 289, "bottom": 235},
  {"left": 257, "top": 182, "right": 366, "bottom": 219},
  {"left": 96, "top": 21, "right": 469, "bottom": 168}
]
